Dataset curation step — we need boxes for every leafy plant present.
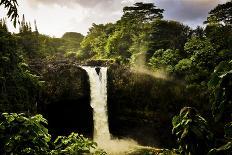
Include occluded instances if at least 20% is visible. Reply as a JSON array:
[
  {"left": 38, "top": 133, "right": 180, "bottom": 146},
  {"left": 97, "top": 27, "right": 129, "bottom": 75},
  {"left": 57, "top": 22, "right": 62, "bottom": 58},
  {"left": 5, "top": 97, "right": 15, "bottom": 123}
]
[
  {"left": 149, "top": 49, "right": 181, "bottom": 73},
  {"left": 208, "top": 60, "right": 232, "bottom": 122},
  {"left": 51, "top": 132, "right": 98, "bottom": 155},
  {"left": 0, "top": 0, "right": 19, "bottom": 27},
  {"left": 204, "top": 1, "right": 232, "bottom": 26},
  {"left": 172, "top": 107, "right": 213, "bottom": 155},
  {"left": 0, "top": 113, "right": 51, "bottom": 155},
  {"left": 207, "top": 60, "right": 232, "bottom": 154},
  {"left": 0, "top": 113, "right": 107, "bottom": 155}
]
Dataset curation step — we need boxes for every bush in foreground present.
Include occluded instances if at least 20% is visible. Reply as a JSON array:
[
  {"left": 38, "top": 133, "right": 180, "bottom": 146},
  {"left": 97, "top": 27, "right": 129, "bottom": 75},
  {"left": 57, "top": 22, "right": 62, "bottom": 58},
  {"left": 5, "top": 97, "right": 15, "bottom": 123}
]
[{"left": 0, "top": 113, "right": 105, "bottom": 155}]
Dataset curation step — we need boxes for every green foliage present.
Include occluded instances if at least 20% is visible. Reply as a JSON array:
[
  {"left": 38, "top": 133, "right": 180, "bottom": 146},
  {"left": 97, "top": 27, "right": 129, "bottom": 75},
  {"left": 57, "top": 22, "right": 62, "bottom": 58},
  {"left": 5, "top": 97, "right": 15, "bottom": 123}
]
[
  {"left": 148, "top": 20, "right": 190, "bottom": 57},
  {"left": 149, "top": 49, "right": 181, "bottom": 73},
  {"left": 128, "top": 23, "right": 151, "bottom": 55},
  {"left": 61, "top": 32, "right": 84, "bottom": 53},
  {"left": 208, "top": 60, "right": 232, "bottom": 122},
  {"left": 17, "top": 17, "right": 84, "bottom": 60},
  {"left": 18, "top": 30, "right": 41, "bottom": 59},
  {"left": 78, "top": 2, "right": 164, "bottom": 63},
  {"left": 62, "top": 32, "right": 84, "bottom": 42},
  {"left": 112, "top": 2, "right": 164, "bottom": 62},
  {"left": 0, "top": 0, "right": 19, "bottom": 27},
  {"left": 172, "top": 107, "right": 213, "bottom": 155},
  {"left": 191, "top": 26, "right": 204, "bottom": 38},
  {"left": 39, "top": 36, "right": 66, "bottom": 57},
  {"left": 205, "top": 24, "right": 232, "bottom": 53},
  {"left": 0, "top": 20, "right": 42, "bottom": 113},
  {"left": 122, "top": 2, "right": 164, "bottom": 24},
  {"left": 174, "top": 59, "right": 192, "bottom": 75},
  {"left": 79, "top": 23, "right": 114, "bottom": 60},
  {"left": 206, "top": 59, "right": 232, "bottom": 155},
  {"left": 148, "top": 36, "right": 217, "bottom": 87},
  {"left": 172, "top": 37, "right": 217, "bottom": 85},
  {"left": 204, "top": 1, "right": 232, "bottom": 26},
  {"left": 51, "top": 132, "right": 98, "bottom": 155},
  {"left": 184, "top": 37, "right": 216, "bottom": 67},
  {"left": 204, "top": 1, "right": 232, "bottom": 63},
  {"left": 0, "top": 113, "right": 106, "bottom": 155},
  {"left": 0, "top": 113, "right": 51, "bottom": 155},
  {"left": 105, "top": 28, "right": 132, "bottom": 61},
  {"left": 0, "top": 1, "right": 232, "bottom": 154}
]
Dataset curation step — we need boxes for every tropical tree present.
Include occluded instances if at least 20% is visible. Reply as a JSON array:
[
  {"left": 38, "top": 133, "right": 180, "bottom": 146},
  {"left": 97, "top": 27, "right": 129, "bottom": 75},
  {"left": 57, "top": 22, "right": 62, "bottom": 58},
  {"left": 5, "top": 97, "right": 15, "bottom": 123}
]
[
  {"left": 106, "top": 2, "right": 164, "bottom": 63},
  {"left": 0, "top": 0, "right": 19, "bottom": 27},
  {"left": 205, "top": 24, "right": 232, "bottom": 54},
  {"left": 148, "top": 20, "right": 191, "bottom": 58},
  {"left": 79, "top": 23, "right": 115, "bottom": 60},
  {"left": 184, "top": 37, "right": 216, "bottom": 69},
  {"left": 105, "top": 28, "right": 132, "bottom": 62},
  {"left": 0, "top": 19, "right": 42, "bottom": 113},
  {"left": 204, "top": 1, "right": 232, "bottom": 65},
  {"left": 121, "top": 2, "right": 164, "bottom": 24},
  {"left": 204, "top": 1, "right": 232, "bottom": 26}
]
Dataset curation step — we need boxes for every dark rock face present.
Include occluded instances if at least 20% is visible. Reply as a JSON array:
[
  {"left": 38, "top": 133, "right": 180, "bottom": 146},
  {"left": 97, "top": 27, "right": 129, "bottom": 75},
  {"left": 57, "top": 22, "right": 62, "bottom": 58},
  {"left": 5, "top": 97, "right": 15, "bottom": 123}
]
[
  {"left": 37, "top": 64, "right": 93, "bottom": 138},
  {"left": 84, "top": 59, "right": 115, "bottom": 66},
  {"left": 95, "top": 67, "right": 101, "bottom": 75}
]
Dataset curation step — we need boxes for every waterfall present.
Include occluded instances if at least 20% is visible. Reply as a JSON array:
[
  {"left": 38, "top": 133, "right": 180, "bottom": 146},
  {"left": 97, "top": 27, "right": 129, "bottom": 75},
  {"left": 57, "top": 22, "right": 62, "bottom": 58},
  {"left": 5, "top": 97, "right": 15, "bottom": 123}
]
[
  {"left": 81, "top": 66, "right": 111, "bottom": 143},
  {"left": 82, "top": 66, "right": 138, "bottom": 154}
]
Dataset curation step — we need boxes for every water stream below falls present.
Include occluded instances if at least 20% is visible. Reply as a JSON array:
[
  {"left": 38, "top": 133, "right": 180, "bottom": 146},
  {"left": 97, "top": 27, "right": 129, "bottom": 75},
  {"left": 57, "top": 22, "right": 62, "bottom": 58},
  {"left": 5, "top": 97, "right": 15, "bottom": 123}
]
[{"left": 82, "top": 66, "right": 138, "bottom": 154}]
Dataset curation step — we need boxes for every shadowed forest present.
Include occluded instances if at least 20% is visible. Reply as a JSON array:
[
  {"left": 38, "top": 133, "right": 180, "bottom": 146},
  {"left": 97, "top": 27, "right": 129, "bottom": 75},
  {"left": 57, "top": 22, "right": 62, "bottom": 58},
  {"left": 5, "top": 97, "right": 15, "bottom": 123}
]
[{"left": 0, "top": 0, "right": 232, "bottom": 154}]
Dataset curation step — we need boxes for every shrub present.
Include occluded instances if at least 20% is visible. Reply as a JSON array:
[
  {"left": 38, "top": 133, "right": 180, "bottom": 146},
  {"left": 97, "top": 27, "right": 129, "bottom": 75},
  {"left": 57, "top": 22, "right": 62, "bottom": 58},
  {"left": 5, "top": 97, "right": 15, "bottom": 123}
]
[
  {"left": 51, "top": 132, "right": 97, "bottom": 155},
  {"left": 0, "top": 113, "right": 51, "bottom": 155},
  {"left": 172, "top": 107, "right": 213, "bottom": 155},
  {"left": 0, "top": 113, "right": 106, "bottom": 155}
]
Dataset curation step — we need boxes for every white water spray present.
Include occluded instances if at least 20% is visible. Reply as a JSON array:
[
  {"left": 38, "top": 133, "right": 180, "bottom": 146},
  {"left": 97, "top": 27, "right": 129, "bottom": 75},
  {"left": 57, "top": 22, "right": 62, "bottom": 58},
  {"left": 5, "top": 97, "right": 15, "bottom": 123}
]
[
  {"left": 82, "top": 66, "right": 138, "bottom": 154},
  {"left": 81, "top": 66, "right": 111, "bottom": 143}
]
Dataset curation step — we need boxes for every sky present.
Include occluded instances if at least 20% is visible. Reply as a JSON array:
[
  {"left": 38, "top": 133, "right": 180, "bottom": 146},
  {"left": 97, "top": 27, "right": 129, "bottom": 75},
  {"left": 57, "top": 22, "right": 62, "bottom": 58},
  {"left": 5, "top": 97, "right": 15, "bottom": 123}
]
[{"left": 0, "top": 0, "right": 230, "bottom": 37}]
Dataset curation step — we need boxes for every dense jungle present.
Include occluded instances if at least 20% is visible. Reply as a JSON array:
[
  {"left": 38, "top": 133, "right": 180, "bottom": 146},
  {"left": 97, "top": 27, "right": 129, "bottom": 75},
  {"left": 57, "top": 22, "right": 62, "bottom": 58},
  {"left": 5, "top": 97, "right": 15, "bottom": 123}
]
[{"left": 0, "top": 0, "right": 232, "bottom": 154}]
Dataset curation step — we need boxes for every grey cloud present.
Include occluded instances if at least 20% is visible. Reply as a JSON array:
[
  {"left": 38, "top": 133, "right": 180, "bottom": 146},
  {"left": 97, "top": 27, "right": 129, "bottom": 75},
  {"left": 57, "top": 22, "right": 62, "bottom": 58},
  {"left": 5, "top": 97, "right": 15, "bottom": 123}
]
[
  {"left": 156, "top": 0, "right": 229, "bottom": 24},
  {"left": 28, "top": 0, "right": 229, "bottom": 29}
]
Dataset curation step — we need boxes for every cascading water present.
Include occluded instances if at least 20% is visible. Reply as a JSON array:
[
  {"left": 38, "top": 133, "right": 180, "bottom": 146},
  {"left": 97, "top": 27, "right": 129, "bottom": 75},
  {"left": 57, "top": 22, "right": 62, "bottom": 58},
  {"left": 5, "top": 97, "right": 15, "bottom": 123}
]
[
  {"left": 82, "top": 66, "right": 138, "bottom": 154},
  {"left": 81, "top": 66, "right": 111, "bottom": 143}
]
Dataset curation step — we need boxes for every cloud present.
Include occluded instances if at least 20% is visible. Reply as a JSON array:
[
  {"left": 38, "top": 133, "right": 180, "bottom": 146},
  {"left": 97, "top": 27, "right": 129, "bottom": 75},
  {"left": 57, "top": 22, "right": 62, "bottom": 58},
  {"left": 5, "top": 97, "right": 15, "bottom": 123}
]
[
  {"left": 156, "top": 0, "right": 229, "bottom": 25},
  {"left": 3, "top": 0, "right": 229, "bottom": 36},
  {"left": 28, "top": 0, "right": 117, "bottom": 9},
  {"left": 28, "top": 0, "right": 227, "bottom": 23},
  {"left": 28, "top": 0, "right": 154, "bottom": 11}
]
